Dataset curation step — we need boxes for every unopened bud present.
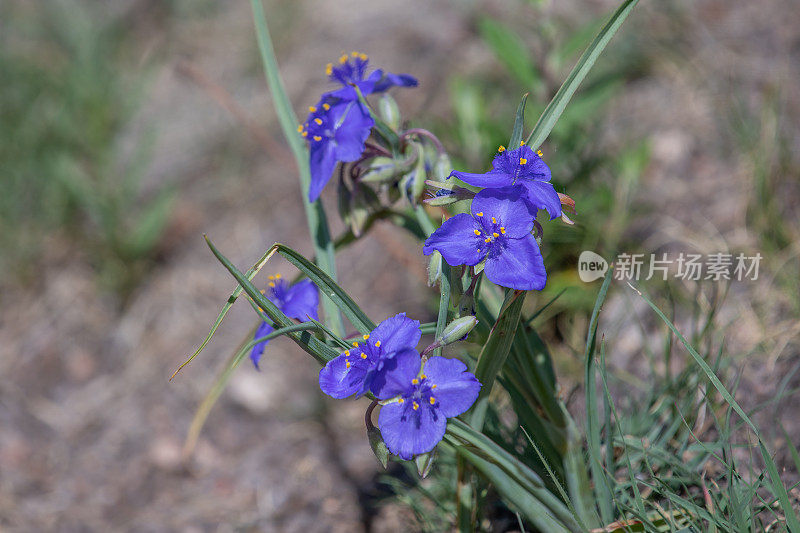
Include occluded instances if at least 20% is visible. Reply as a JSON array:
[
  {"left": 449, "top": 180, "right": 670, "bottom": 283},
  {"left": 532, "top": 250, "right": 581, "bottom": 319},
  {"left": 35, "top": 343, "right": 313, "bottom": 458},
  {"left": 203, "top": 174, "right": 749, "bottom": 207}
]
[
  {"left": 360, "top": 157, "right": 402, "bottom": 183},
  {"left": 427, "top": 250, "right": 442, "bottom": 287},
  {"left": 415, "top": 451, "right": 435, "bottom": 478},
  {"left": 440, "top": 315, "right": 478, "bottom": 345},
  {"left": 432, "top": 152, "right": 452, "bottom": 181},
  {"left": 367, "top": 425, "right": 389, "bottom": 469},
  {"left": 378, "top": 94, "right": 401, "bottom": 130}
]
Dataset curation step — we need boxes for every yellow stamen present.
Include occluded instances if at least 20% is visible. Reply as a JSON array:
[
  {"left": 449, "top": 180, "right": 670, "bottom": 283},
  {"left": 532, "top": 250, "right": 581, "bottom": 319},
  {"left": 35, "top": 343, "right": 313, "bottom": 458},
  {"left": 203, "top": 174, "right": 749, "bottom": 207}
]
[
  {"left": 500, "top": 227, "right": 506, "bottom": 234},
  {"left": 323, "top": 103, "right": 330, "bottom": 110},
  {"left": 520, "top": 158, "right": 528, "bottom": 165},
  {"left": 484, "top": 238, "right": 491, "bottom": 243},
  {"left": 412, "top": 378, "right": 419, "bottom": 385},
  {"left": 374, "top": 340, "right": 381, "bottom": 348},
  {"left": 361, "top": 353, "right": 368, "bottom": 359},
  {"left": 314, "top": 118, "right": 323, "bottom": 125},
  {"left": 268, "top": 282, "right": 275, "bottom": 288},
  {"left": 498, "top": 145, "right": 505, "bottom": 152},
  {"left": 275, "top": 274, "right": 281, "bottom": 279},
  {"left": 520, "top": 141, "right": 525, "bottom": 146},
  {"left": 358, "top": 53, "right": 367, "bottom": 61},
  {"left": 351, "top": 51, "right": 359, "bottom": 57},
  {"left": 362, "top": 334, "right": 370, "bottom": 340},
  {"left": 537, "top": 149, "right": 543, "bottom": 157},
  {"left": 352, "top": 341, "right": 359, "bottom": 347},
  {"left": 476, "top": 212, "right": 484, "bottom": 217},
  {"left": 432, "top": 384, "right": 437, "bottom": 389},
  {"left": 268, "top": 275, "right": 275, "bottom": 280},
  {"left": 421, "top": 374, "right": 426, "bottom": 379},
  {"left": 398, "top": 398, "right": 404, "bottom": 404},
  {"left": 297, "top": 124, "right": 304, "bottom": 132},
  {"left": 325, "top": 63, "right": 333, "bottom": 76},
  {"left": 429, "top": 397, "right": 436, "bottom": 405},
  {"left": 473, "top": 229, "right": 481, "bottom": 236},
  {"left": 339, "top": 54, "right": 348, "bottom": 64},
  {"left": 493, "top": 232, "right": 500, "bottom": 238},
  {"left": 412, "top": 401, "right": 419, "bottom": 411},
  {"left": 308, "top": 106, "right": 317, "bottom": 113},
  {"left": 491, "top": 217, "right": 497, "bottom": 223},
  {"left": 346, "top": 361, "right": 351, "bottom": 368},
  {"left": 344, "top": 350, "right": 350, "bottom": 357},
  {"left": 313, "top": 135, "right": 322, "bottom": 141},
  {"left": 302, "top": 131, "right": 308, "bottom": 137}
]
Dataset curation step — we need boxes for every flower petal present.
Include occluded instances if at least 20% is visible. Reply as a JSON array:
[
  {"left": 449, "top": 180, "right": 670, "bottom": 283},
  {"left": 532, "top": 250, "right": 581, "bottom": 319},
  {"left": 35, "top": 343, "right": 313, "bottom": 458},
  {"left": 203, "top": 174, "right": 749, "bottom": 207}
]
[
  {"left": 471, "top": 187, "right": 536, "bottom": 238},
  {"left": 422, "top": 214, "right": 484, "bottom": 267},
  {"left": 371, "top": 348, "right": 421, "bottom": 400},
  {"left": 250, "top": 321, "right": 274, "bottom": 369},
  {"left": 371, "top": 313, "right": 422, "bottom": 354},
  {"left": 485, "top": 234, "right": 547, "bottom": 290},
  {"left": 333, "top": 102, "right": 373, "bottom": 161},
  {"left": 521, "top": 180, "right": 562, "bottom": 220},
  {"left": 318, "top": 349, "right": 368, "bottom": 399},
  {"left": 423, "top": 356, "right": 481, "bottom": 417},
  {"left": 448, "top": 169, "right": 512, "bottom": 189},
  {"left": 281, "top": 279, "right": 319, "bottom": 321},
  {"left": 308, "top": 139, "right": 338, "bottom": 202},
  {"left": 378, "top": 401, "right": 447, "bottom": 460},
  {"left": 371, "top": 71, "right": 418, "bottom": 92}
]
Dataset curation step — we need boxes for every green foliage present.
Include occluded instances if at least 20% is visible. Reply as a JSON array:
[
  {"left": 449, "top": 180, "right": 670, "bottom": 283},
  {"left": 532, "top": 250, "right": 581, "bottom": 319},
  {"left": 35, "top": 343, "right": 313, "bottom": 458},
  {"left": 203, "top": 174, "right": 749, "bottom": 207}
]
[{"left": 0, "top": 1, "right": 175, "bottom": 298}]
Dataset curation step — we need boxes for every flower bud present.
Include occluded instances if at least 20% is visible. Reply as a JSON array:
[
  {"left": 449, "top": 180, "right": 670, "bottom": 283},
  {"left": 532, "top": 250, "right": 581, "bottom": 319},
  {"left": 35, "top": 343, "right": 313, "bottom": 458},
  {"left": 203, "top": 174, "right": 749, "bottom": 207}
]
[
  {"left": 360, "top": 157, "right": 403, "bottom": 183},
  {"left": 415, "top": 451, "right": 435, "bottom": 478},
  {"left": 439, "top": 315, "right": 478, "bottom": 345},
  {"left": 367, "top": 425, "right": 389, "bottom": 469},
  {"left": 427, "top": 250, "right": 442, "bottom": 287},
  {"left": 432, "top": 152, "right": 452, "bottom": 181},
  {"left": 378, "top": 94, "right": 401, "bottom": 130}
]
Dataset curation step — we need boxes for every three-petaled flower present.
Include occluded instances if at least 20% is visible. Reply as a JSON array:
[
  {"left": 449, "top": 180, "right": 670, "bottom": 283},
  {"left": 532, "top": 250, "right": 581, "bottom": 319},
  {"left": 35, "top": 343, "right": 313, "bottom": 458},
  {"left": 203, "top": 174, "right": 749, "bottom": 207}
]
[
  {"left": 449, "top": 144, "right": 562, "bottom": 220},
  {"left": 375, "top": 349, "right": 481, "bottom": 460},
  {"left": 318, "top": 313, "right": 421, "bottom": 398},
  {"left": 251, "top": 276, "right": 319, "bottom": 369},
  {"left": 423, "top": 187, "right": 547, "bottom": 290},
  {"left": 299, "top": 52, "right": 417, "bottom": 202}
]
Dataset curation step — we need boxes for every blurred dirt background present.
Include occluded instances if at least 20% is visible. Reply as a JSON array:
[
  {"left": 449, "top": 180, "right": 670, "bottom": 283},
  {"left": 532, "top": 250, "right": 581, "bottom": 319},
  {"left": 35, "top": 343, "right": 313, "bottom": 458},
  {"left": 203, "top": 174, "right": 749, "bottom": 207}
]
[{"left": 1, "top": 0, "right": 799, "bottom": 531}]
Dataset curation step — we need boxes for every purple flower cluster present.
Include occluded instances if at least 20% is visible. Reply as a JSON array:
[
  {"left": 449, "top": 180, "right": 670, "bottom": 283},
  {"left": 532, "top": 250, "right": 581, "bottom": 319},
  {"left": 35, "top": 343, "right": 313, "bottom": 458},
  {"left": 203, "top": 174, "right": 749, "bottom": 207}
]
[
  {"left": 299, "top": 53, "right": 417, "bottom": 202},
  {"left": 319, "top": 314, "right": 481, "bottom": 460},
  {"left": 423, "top": 144, "right": 563, "bottom": 291}
]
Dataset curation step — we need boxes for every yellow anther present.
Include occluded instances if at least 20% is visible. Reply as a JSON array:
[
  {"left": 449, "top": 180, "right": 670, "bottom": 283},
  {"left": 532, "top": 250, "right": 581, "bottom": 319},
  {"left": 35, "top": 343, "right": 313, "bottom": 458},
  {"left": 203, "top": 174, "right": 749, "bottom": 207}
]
[
  {"left": 412, "top": 378, "right": 419, "bottom": 385},
  {"left": 302, "top": 131, "right": 308, "bottom": 137},
  {"left": 325, "top": 63, "right": 333, "bottom": 76},
  {"left": 362, "top": 334, "right": 370, "bottom": 340},
  {"left": 308, "top": 106, "right": 317, "bottom": 113},
  {"left": 268, "top": 275, "right": 275, "bottom": 280},
  {"left": 346, "top": 361, "right": 351, "bottom": 368},
  {"left": 398, "top": 398, "right": 404, "bottom": 404},
  {"left": 260, "top": 289, "right": 266, "bottom": 294},
  {"left": 351, "top": 51, "right": 359, "bottom": 57},
  {"left": 275, "top": 274, "right": 281, "bottom": 279},
  {"left": 297, "top": 124, "right": 304, "bottom": 132},
  {"left": 537, "top": 149, "right": 543, "bottom": 157},
  {"left": 500, "top": 227, "right": 506, "bottom": 234},
  {"left": 339, "top": 54, "right": 348, "bottom": 64},
  {"left": 268, "top": 282, "right": 275, "bottom": 288},
  {"left": 412, "top": 401, "right": 419, "bottom": 411},
  {"left": 314, "top": 118, "right": 323, "bottom": 125},
  {"left": 520, "top": 158, "right": 528, "bottom": 165},
  {"left": 476, "top": 212, "right": 484, "bottom": 217},
  {"left": 361, "top": 353, "right": 368, "bottom": 359},
  {"left": 323, "top": 103, "right": 330, "bottom": 110},
  {"left": 313, "top": 135, "right": 322, "bottom": 141},
  {"left": 498, "top": 145, "right": 505, "bottom": 152},
  {"left": 429, "top": 397, "right": 436, "bottom": 405},
  {"left": 432, "top": 384, "right": 437, "bottom": 389},
  {"left": 493, "top": 232, "right": 500, "bottom": 238},
  {"left": 352, "top": 341, "right": 359, "bottom": 347},
  {"left": 484, "top": 237, "right": 491, "bottom": 243},
  {"left": 344, "top": 350, "right": 350, "bottom": 357},
  {"left": 473, "top": 229, "right": 481, "bottom": 236},
  {"left": 374, "top": 340, "right": 381, "bottom": 348},
  {"left": 421, "top": 374, "right": 426, "bottom": 379},
  {"left": 358, "top": 53, "right": 367, "bottom": 61},
  {"left": 520, "top": 141, "right": 525, "bottom": 146},
  {"left": 491, "top": 217, "right": 497, "bottom": 223}
]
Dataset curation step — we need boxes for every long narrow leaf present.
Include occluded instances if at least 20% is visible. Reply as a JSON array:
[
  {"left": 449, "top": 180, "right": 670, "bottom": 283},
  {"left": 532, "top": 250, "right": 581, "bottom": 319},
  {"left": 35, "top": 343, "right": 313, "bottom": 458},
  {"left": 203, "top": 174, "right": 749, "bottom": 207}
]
[{"left": 526, "top": 0, "right": 639, "bottom": 149}]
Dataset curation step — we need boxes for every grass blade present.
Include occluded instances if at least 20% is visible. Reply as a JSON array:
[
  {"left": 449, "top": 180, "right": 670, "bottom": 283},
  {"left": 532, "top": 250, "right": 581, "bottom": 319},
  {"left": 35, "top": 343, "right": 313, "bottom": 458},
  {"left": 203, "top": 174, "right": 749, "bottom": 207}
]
[
  {"left": 509, "top": 93, "right": 529, "bottom": 148},
  {"left": 525, "top": 0, "right": 640, "bottom": 150},
  {"left": 249, "top": 0, "right": 343, "bottom": 335}
]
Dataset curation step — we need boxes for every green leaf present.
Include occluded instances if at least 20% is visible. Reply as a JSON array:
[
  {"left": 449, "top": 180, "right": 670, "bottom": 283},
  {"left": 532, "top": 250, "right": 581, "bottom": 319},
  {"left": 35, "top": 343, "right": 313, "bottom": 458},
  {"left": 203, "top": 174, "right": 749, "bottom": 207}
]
[
  {"left": 526, "top": 0, "right": 640, "bottom": 150},
  {"left": 249, "top": 0, "right": 343, "bottom": 335},
  {"left": 206, "top": 236, "right": 339, "bottom": 364},
  {"left": 182, "top": 321, "right": 320, "bottom": 457},
  {"left": 585, "top": 270, "right": 615, "bottom": 524},
  {"left": 474, "top": 290, "right": 527, "bottom": 399},
  {"left": 478, "top": 18, "right": 539, "bottom": 88},
  {"left": 508, "top": 93, "right": 529, "bottom": 149},
  {"left": 274, "top": 243, "right": 376, "bottom": 333}
]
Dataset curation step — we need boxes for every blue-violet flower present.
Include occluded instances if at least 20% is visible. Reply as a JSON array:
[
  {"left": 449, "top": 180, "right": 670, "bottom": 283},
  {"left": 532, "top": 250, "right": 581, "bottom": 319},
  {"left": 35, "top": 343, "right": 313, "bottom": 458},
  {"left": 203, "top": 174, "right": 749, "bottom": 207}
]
[
  {"left": 422, "top": 187, "right": 547, "bottom": 290},
  {"left": 449, "top": 144, "right": 562, "bottom": 220},
  {"left": 375, "top": 349, "right": 481, "bottom": 460},
  {"left": 323, "top": 51, "right": 417, "bottom": 102},
  {"left": 318, "top": 313, "right": 421, "bottom": 398},
  {"left": 251, "top": 276, "right": 319, "bottom": 369}
]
